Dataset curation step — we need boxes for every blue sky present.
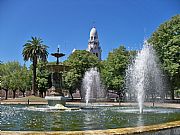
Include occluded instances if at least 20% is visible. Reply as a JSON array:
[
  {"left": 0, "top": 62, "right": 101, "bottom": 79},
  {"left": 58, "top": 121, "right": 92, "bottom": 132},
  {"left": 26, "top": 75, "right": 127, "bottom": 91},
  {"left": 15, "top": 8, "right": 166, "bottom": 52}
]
[{"left": 0, "top": 0, "right": 179, "bottom": 66}]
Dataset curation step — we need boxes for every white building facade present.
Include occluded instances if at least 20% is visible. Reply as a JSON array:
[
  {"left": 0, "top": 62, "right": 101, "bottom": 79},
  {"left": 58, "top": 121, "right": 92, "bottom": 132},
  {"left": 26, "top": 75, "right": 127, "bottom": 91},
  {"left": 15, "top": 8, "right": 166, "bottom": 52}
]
[{"left": 87, "top": 27, "right": 102, "bottom": 60}]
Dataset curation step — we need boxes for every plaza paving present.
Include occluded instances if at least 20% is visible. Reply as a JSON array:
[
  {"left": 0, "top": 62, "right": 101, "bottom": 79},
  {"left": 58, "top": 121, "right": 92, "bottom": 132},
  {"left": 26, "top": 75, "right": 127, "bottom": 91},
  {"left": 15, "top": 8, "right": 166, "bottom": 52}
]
[{"left": 1, "top": 98, "right": 180, "bottom": 109}]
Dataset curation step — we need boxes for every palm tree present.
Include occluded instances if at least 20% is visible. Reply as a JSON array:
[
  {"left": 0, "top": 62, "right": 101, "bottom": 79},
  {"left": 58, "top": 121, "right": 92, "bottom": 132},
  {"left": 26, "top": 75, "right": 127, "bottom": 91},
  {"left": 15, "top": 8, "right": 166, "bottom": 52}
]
[{"left": 22, "top": 37, "right": 48, "bottom": 96}]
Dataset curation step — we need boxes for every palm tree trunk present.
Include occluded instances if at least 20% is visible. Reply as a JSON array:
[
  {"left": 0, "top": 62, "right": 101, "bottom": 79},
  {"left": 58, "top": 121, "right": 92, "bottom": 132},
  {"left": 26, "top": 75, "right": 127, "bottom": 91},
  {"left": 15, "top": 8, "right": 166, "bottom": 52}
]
[{"left": 32, "top": 57, "right": 37, "bottom": 96}]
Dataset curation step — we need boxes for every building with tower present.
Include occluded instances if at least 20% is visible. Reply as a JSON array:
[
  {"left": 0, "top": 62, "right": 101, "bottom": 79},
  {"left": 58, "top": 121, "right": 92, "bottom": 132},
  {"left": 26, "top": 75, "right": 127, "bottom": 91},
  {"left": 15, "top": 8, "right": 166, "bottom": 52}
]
[{"left": 87, "top": 27, "right": 102, "bottom": 60}]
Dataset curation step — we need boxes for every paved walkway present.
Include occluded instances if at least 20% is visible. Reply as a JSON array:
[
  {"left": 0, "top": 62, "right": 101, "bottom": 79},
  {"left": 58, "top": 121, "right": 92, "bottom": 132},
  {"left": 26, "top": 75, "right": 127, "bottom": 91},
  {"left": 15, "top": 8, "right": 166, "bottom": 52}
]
[
  {"left": 1, "top": 99, "right": 180, "bottom": 108},
  {"left": 66, "top": 102, "right": 180, "bottom": 109}
]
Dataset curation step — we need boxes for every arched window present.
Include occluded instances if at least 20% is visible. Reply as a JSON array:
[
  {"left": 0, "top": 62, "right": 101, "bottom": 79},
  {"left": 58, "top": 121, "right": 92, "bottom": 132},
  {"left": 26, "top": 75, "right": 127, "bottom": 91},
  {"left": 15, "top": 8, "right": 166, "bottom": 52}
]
[
  {"left": 91, "top": 36, "right": 94, "bottom": 40},
  {"left": 96, "top": 53, "right": 98, "bottom": 57}
]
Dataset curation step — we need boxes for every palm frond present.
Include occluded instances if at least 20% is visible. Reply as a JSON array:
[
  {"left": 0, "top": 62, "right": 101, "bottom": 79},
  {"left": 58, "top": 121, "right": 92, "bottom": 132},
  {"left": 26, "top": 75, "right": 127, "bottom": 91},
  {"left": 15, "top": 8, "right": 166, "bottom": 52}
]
[{"left": 22, "top": 37, "right": 49, "bottom": 62}]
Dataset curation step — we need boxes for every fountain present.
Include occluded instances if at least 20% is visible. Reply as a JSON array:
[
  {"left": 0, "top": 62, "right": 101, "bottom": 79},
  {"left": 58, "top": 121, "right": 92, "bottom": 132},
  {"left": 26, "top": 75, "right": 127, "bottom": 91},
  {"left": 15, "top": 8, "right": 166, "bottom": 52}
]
[
  {"left": 1, "top": 42, "right": 179, "bottom": 134},
  {"left": 45, "top": 46, "right": 69, "bottom": 106},
  {"left": 126, "top": 40, "right": 165, "bottom": 113},
  {"left": 82, "top": 68, "right": 106, "bottom": 106}
]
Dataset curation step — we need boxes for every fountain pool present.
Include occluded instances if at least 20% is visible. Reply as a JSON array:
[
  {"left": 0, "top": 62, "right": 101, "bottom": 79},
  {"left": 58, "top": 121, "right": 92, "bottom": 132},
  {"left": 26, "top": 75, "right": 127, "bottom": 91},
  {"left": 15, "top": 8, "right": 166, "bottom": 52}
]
[{"left": 1, "top": 104, "right": 180, "bottom": 131}]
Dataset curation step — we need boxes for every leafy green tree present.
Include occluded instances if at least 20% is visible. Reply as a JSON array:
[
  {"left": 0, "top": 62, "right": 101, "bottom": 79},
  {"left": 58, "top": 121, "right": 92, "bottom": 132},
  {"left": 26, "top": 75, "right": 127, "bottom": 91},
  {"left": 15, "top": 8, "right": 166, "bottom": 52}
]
[
  {"left": 1, "top": 75, "right": 10, "bottom": 99},
  {"left": 0, "top": 61, "right": 22, "bottom": 99},
  {"left": 0, "top": 62, "right": 8, "bottom": 99},
  {"left": 64, "top": 50, "right": 100, "bottom": 99},
  {"left": 22, "top": 37, "right": 48, "bottom": 96},
  {"left": 148, "top": 15, "right": 180, "bottom": 99},
  {"left": 36, "top": 62, "right": 49, "bottom": 97},
  {"left": 9, "top": 71, "right": 21, "bottom": 98},
  {"left": 101, "top": 46, "right": 130, "bottom": 99},
  {"left": 18, "top": 66, "right": 32, "bottom": 97},
  {"left": 64, "top": 70, "right": 81, "bottom": 99}
]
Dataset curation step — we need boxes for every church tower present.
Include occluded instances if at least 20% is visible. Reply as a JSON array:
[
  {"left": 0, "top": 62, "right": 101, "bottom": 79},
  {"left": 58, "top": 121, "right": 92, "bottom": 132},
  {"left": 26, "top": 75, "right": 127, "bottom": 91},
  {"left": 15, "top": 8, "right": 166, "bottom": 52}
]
[{"left": 87, "top": 27, "right": 102, "bottom": 60}]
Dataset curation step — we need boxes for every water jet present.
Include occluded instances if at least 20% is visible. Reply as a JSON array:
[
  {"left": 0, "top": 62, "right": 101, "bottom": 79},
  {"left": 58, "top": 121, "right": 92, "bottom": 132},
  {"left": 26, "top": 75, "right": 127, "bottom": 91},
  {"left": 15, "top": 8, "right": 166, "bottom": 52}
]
[
  {"left": 126, "top": 40, "right": 165, "bottom": 113},
  {"left": 82, "top": 67, "right": 106, "bottom": 106}
]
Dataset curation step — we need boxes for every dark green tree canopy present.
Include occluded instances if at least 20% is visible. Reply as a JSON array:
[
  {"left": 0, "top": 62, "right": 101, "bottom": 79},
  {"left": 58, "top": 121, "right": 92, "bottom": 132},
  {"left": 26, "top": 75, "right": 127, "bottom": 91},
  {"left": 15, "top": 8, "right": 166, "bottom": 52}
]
[
  {"left": 148, "top": 15, "right": 180, "bottom": 92},
  {"left": 63, "top": 50, "right": 100, "bottom": 99},
  {"left": 101, "top": 46, "right": 130, "bottom": 94},
  {"left": 36, "top": 62, "right": 49, "bottom": 97},
  {"left": 0, "top": 61, "right": 32, "bottom": 98},
  {"left": 65, "top": 50, "right": 100, "bottom": 73}
]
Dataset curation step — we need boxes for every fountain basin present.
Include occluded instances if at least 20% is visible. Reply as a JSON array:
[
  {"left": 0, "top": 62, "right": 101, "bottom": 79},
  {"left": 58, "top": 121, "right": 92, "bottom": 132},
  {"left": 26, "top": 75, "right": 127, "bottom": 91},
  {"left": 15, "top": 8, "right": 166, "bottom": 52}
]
[
  {"left": 1, "top": 121, "right": 180, "bottom": 135},
  {"left": 45, "top": 96, "right": 66, "bottom": 106},
  {"left": 52, "top": 104, "right": 80, "bottom": 111},
  {"left": 85, "top": 98, "right": 108, "bottom": 102},
  {"left": 1, "top": 104, "right": 180, "bottom": 131}
]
